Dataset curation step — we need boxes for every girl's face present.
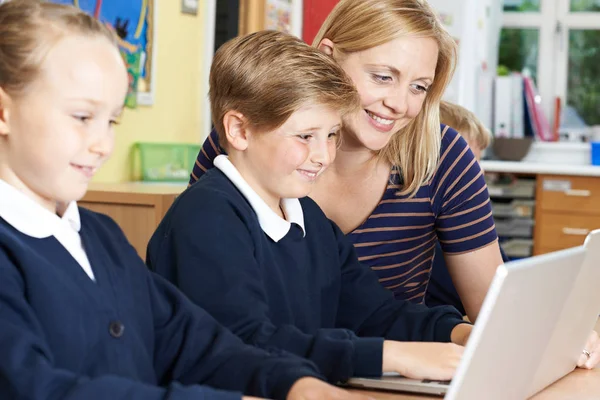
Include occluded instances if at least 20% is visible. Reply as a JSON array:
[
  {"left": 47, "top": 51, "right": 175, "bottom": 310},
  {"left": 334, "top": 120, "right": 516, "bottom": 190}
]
[
  {"left": 0, "top": 35, "right": 128, "bottom": 213},
  {"left": 321, "top": 36, "right": 439, "bottom": 152}
]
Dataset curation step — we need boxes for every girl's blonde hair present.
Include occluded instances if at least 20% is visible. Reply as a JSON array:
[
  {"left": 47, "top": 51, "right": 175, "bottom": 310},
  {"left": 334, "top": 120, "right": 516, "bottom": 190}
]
[
  {"left": 0, "top": 0, "right": 117, "bottom": 97},
  {"left": 312, "top": 0, "right": 457, "bottom": 197}
]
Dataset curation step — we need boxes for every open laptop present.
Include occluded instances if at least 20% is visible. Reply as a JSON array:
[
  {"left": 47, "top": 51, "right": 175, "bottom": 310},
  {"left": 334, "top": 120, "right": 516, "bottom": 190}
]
[{"left": 346, "top": 230, "right": 600, "bottom": 399}]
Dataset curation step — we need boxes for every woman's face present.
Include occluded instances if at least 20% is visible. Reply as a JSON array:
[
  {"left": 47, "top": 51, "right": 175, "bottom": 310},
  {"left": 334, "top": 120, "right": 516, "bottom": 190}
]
[{"left": 321, "top": 36, "right": 439, "bottom": 152}]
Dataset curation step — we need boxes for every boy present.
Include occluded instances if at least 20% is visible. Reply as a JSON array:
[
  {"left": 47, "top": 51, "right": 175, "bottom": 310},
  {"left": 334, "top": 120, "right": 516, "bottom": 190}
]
[
  {"left": 147, "top": 30, "right": 472, "bottom": 384},
  {"left": 425, "top": 101, "right": 509, "bottom": 314}
]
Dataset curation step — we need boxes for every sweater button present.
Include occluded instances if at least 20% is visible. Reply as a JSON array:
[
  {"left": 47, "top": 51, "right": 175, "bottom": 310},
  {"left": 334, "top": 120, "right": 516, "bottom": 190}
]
[{"left": 109, "top": 321, "right": 125, "bottom": 338}]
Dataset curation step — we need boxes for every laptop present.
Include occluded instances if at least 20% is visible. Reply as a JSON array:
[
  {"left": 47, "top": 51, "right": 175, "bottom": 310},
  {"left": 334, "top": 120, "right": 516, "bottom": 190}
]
[{"left": 346, "top": 230, "right": 600, "bottom": 399}]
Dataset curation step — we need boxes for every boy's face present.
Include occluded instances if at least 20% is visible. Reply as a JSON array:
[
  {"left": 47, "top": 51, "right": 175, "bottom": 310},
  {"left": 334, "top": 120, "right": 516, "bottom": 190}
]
[
  {"left": 0, "top": 35, "right": 128, "bottom": 212},
  {"left": 238, "top": 103, "right": 341, "bottom": 210}
]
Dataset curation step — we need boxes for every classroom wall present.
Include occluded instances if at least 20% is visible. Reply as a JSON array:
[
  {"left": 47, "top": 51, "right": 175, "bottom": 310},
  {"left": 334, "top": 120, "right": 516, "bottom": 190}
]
[{"left": 94, "top": 0, "right": 206, "bottom": 183}]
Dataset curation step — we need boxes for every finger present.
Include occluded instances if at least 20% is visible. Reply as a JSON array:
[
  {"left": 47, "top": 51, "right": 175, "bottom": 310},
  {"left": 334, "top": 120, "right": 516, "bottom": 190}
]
[{"left": 584, "top": 350, "right": 600, "bottom": 369}]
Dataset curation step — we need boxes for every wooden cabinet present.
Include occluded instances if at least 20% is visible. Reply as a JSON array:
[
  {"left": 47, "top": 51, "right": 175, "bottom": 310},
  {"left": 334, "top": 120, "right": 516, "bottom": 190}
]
[
  {"left": 80, "top": 183, "right": 185, "bottom": 258},
  {"left": 534, "top": 175, "right": 600, "bottom": 255}
]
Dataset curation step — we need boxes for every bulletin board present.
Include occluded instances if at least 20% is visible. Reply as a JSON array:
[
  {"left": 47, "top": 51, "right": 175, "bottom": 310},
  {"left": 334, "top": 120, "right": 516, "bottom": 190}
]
[{"left": 51, "top": 0, "right": 157, "bottom": 107}]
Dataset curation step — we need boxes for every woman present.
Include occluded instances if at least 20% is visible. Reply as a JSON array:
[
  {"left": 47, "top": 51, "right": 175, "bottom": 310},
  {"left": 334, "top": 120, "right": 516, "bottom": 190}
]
[{"left": 190, "top": 0, "right": 501, "bottom": 323}]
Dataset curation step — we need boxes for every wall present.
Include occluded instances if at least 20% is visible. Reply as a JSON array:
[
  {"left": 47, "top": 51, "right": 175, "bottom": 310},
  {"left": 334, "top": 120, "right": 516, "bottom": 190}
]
[
  {"left": 94, "top": 0, "right": 206, "bottom": 183},
  {"left": 302, "top": 0, "right": 338, "bottom": 44}
]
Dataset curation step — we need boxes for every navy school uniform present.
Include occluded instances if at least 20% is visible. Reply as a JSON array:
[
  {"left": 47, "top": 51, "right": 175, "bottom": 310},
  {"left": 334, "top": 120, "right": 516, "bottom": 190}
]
[
  {"left": 147, "top": 155, "right": 468, "bottom": 384},
  {"left": 0, "top": 187, "right": 321, "bottom": 399}
]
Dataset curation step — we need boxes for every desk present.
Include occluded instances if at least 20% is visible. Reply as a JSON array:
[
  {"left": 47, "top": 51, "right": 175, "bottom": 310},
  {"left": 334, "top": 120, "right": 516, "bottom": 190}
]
[
  {"left": 350, "top": 320, "right": 600, "bottom": 399},
  {"left": 80, "top": 182, "right": 186, "bottom": 257}
]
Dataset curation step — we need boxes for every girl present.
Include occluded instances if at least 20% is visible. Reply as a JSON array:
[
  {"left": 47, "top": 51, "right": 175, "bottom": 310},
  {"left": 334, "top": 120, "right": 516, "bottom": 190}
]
[{"left": 0, "top": 1, "right": 373, "bottom": 399}]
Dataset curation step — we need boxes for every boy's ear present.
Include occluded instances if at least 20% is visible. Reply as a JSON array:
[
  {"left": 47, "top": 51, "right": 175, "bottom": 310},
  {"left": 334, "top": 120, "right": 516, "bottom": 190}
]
[
  {"left": 317, "top": 38, "right": 335, "bottom": 56},
  {"left": 0, "top": 87, "right": 11, "bottom": 136},
  {"left": 223, "top": 110, "right": 249, "bottom": 151}
]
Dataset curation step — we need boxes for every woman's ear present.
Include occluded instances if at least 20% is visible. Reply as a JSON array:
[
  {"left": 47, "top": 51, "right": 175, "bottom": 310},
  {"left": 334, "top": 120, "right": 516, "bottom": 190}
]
[
  {"left": 317, "top": 38, "right": 335, "bottom": 56},
  {"left": 0, "top": 87, "right": 11, "bottom": 136},
  {"left": 222, "top": 110, "right": 249, "bottom": 151}
]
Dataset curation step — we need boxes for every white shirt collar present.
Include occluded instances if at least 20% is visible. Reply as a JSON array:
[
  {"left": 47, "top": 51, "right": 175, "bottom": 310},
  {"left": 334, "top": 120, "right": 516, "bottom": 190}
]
[
  {"left": 214, "top": 155, "right": 306, "bottom": 242},
  {"left": 0, "top": 179, "right": 81, "bottom": 238}
]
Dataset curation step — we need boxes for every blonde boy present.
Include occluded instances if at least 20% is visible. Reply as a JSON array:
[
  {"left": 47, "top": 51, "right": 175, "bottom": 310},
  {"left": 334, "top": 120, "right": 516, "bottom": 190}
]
[
  {"left": 148, "top": 30, "right": 471, "bottom": 384},
  {"left": 439, "top": 100, "right": 492, "bottom": 161}
]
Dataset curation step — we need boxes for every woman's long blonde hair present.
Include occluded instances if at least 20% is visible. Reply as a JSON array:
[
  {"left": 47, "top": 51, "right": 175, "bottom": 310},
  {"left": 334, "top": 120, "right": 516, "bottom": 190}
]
[{"left": 312, "top": 0, "right": 457, "bottom": 197}]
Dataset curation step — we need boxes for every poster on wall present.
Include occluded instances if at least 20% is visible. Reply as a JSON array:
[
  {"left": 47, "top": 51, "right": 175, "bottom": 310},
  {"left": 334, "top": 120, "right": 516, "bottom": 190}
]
[
  {"left": 265, "top": 0, "right": 303, "bottom": 39},
  {"left": 50, "top": 0, "right": 157, "bottom": 108}
]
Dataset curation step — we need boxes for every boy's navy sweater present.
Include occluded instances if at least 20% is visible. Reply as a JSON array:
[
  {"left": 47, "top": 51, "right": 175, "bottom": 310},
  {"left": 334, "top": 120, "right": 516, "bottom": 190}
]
[
  {"left": 147, "top": 168, "right": 467, "bottom": 383},
  {"left": 0, "top": 208, "right": 321, "bottom": 400}
]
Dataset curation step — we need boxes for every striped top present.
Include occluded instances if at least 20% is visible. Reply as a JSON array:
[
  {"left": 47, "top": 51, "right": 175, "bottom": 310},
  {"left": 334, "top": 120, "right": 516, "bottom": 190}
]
[{"left": 189, "top": 125, "right": 498, "bottom": 304}]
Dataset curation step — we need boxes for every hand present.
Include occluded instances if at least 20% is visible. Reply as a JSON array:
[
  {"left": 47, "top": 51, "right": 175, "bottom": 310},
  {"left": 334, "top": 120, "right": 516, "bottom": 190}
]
[
  {"left": 286, "top": 377, "right": 375, "bottom": 400},
  {"left": 382, "top": 340, "right": 464, "bottom": 381},
  {"left": 450, "top": 323, "right": 473, "bottom": 346},
  {"left": 577, "top": 330, "right": 600, "bottom": 369}
]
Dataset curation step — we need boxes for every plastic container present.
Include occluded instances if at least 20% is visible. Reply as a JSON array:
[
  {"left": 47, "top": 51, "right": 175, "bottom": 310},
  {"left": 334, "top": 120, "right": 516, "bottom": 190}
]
[
  {"left": 492, "top": 199, "right": 535, "bottom": 218},
  {"left": 592, "top": 141, "right": 600, "bottom": 166},
  {"left": 495, "top": 217, "right": 535, "bottom": 238},
  {"left": 132, "top": 142, "right": 201, "bottom": 182},
  {"left": 501, "top": 238, "right": 534, "bottom": 259}
]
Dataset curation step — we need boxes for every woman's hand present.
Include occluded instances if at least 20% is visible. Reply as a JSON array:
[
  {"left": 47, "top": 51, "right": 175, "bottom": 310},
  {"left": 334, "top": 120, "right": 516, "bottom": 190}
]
[
  {"left": 382, "top": 340, "right": 464, "bottom": 381},
  {"left": 577, "top": 330, "right": 600, "bottom": 369},
  {"left": 287, "top": 377, "right": 375, "bottom": 400}
]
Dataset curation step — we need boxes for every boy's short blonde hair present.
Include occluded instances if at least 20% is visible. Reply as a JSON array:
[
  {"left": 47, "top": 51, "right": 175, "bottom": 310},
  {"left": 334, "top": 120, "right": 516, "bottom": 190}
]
[
  {"left": 440, "top": 101, "right": 492, "bottom": 151},
  {"left": 209, "top": 30, "right": 359, "bottom": 146}
]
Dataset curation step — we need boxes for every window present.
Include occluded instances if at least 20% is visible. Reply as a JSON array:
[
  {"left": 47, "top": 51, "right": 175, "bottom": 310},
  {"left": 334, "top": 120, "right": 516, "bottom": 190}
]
[{"left": 499, "top": 0, "right": 600, "bottom": 129}]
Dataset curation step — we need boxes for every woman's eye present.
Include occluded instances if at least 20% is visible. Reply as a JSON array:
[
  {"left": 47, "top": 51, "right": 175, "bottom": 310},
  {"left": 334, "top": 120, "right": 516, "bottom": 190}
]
[
  {"left": 372, "top": 74, "right": 392, "bottom": 83},
  {"left": 412, "top": 84, "right": 429, "bottom": 93},
  {"left": 298, "top": 134, "right": 312, "bottom": 140}
]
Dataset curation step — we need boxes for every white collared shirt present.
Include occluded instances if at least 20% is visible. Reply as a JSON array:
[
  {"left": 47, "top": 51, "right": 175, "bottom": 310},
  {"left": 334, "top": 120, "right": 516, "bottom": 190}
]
[
  {"left": 214, "top": 155, "right": 306, "bottom": 242},
  {"left": 0, "top": 179, "right": 95, "bottom": 281}
]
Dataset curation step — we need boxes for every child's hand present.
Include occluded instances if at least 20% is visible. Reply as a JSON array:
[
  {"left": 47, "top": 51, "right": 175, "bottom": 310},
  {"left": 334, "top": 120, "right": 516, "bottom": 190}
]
[
  {"left": 450, "top": 323, "right": 473, "bottom": 346},
  {"left": 382, "top": 340, "right": 464, "bottom": 381},
  {"left": 577, "top": 330, "right": 600, "bottom": 369},
  {"left": 287, "top": 377, "right": 375, "bottom": 400}
]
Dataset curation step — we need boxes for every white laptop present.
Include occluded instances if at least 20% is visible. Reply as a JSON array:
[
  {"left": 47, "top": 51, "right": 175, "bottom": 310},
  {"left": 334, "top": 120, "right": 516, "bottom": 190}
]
[{"left": 346, "top": 230, "right": 600, "bottom": 399}]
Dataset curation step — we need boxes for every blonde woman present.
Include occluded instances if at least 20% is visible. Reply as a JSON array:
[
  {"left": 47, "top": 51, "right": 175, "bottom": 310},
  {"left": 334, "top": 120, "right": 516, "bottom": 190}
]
[{"left": 190, "top": 0, "right": 500, "bottom": 323}]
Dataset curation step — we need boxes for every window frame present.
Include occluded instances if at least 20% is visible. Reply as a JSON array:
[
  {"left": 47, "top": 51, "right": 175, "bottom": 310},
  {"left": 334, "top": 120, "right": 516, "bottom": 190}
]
[{"left": 501, "top": 0, "right": 600, "bottom": 126}]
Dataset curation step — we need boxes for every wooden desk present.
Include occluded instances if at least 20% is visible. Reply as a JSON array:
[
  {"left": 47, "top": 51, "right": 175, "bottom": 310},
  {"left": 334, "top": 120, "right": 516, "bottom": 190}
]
[
  {"left": 80, "top": 182, "right": 186, "bottom": 257},
  {"left": 351, "top": 320, "right": 600, "bottom": 399}
]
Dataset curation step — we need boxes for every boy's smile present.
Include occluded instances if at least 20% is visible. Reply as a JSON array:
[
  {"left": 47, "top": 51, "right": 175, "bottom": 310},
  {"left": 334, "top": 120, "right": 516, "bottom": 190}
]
[{"left": 228, "top": 103, "right": 341, "bottom": 215}]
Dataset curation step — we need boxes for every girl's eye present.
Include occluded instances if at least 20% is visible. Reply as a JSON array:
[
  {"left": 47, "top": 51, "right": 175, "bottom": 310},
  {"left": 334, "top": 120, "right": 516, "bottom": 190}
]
[
  {"left": 297, "top": 134, "right": 312, "bottom": 140},
  {"left": 109, "top": 119, "right": 120, "bottom": 127},
  {"left": 328, "top": 131, "right": 338, "bottom": 139},
  {"left": 73, "top": 115, "right": 91, "bottom": 123}
]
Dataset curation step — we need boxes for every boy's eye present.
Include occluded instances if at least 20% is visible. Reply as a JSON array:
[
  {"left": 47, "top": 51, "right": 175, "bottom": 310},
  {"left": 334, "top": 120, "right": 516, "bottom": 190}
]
[
  {"left": 109, "top": 119, "right": 121, "bottom": 127},
  {"left": 328, "top": 131, "right": 338, "bottom": 139}
]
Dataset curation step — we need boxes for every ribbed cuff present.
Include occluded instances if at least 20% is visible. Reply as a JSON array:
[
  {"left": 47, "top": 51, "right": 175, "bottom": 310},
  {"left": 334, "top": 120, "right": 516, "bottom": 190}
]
[
  {"left": 352, "top": 337, "right": 384, "bottom": 378},
  {"left": 269, "top": 365, "right": 323, "bottom": 400},
  {"left": 434, "top": 318, "right": 472, "bottom": 343}
]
